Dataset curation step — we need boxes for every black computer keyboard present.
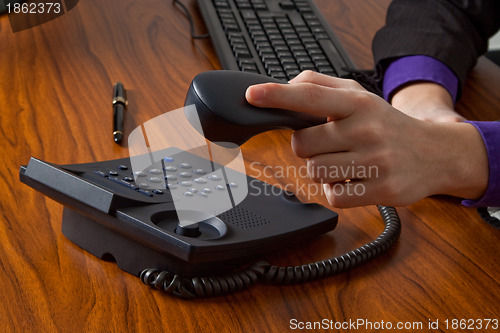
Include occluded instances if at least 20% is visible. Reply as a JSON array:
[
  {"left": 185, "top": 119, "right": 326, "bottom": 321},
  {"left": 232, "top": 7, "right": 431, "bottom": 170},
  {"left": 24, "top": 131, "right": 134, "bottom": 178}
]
[{"left": 197, "top": 0, "right": 355, "bottom": 81}]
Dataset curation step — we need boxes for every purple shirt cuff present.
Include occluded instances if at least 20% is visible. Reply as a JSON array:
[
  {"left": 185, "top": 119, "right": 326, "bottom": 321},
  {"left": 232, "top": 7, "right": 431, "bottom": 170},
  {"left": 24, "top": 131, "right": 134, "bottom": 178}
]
[
  {"left": 462, "top": 121, "right": 500, "bottom": 207},
  {"left": 383, "top": 56, "right": 459, "bottom": 103}
]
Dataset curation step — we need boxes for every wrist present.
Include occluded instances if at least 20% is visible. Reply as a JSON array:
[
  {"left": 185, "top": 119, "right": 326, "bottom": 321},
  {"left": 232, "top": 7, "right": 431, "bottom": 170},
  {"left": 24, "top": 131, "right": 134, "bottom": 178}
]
[
  {"left": 427, "top": 122, "right": 489, "bottom": 200},
  {"left": 390, "top": 82, "right": 465, "bottom": 123},
  {"left": 391, "top": 82, "right": 453, "bottom": 112}
]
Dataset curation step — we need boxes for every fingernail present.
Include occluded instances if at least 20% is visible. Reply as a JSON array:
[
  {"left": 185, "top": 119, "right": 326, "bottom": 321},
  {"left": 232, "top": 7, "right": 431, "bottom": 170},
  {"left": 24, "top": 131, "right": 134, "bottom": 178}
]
[{"left": 247, "top": 85, "right": 266, "bottom": 103}]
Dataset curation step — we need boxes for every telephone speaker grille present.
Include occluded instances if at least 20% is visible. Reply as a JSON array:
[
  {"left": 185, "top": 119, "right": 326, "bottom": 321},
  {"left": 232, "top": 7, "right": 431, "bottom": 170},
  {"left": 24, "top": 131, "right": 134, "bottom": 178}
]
[{"left": 218, "top": 206, "right": 271, "bottom": 229}]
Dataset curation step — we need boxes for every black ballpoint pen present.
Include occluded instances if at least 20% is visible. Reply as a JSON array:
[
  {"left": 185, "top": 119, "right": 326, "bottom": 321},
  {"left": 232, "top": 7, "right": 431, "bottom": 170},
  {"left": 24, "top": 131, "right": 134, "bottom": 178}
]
[{"left": 112, "top": 82, "right": 127, "bottom": 144}]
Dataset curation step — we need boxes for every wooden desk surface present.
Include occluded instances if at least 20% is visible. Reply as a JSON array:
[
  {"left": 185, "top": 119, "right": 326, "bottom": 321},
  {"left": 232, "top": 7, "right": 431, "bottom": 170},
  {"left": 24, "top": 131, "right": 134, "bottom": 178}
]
[{"left": 1, "top": 0, "right": 499, "bottom": 332}]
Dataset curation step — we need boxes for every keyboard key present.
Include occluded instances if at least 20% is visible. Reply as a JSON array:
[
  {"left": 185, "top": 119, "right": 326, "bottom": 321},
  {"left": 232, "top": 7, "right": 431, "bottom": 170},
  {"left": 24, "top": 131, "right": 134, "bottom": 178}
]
[
  {"left": 241, "top": 63, "right": 259, "bottom": 72},
  {"left": 270, "top": 70, "right": 286, "bottom": 78},
  {"left": 287, "top": 12, "right": 306, "bottom": 27},
  {"left": 271, "top": 39, "right": 287, "bottom": 47},
  {"left": 311, "top": 54, "right": 327, "bottom": 61},
  {"left": 262, "top": 53, "right": 278, "bottom": 62},
  {"left": 230, "top": 37, "right": 246, "bottom": 46},
  {"left": 280, "top": 56, "right": 296, "bottom": 64},
  {"left": 283, "top": 63, "right": 299, "bottom": 71},
  {"left": 239, "top": 58, "right": 256, "bottom": 67},
  {"left": 311, "top": 27, "right": 326, "bottom": 35},
  {"left": 286, "top": 69, "right": 301, "bottom": 78},
  {"left": 277, "top": 50, "right": 293, "bottom": 58},
  {"left": 264, "top": 59, "right": 280, "bottom": 68},
  {"left": 272, "top": 73, "right": 288, "bottom": 80},
  {"left": 235, "top": 48, "right": 252, "bottom": 58},
  {"left": 296, "top": 55, "right": 312, "bottom": 63},
  {"left": 306, "top": 19, "right": 322, "bottom": 27},
  {"left": 240, "top": 9, "right": 256, "bottom": 19},
  {"left": 224, "top": 24, "right": 240, "bottom": 32},
  {"left": 292, "top": 50, "right": 308, "bottom": 57},
  {"left": 304, "top": 41, "right": 319, "bottom": 49},
  {"left": 299, "top": 62, "right": 316, "bottom": 71},
  {"left": 279, "top": 1, "right": 295, "bottom": 10},
  {"left": 318, "top": 66, "right": 335, "bottom": 74},
  {"left": 253, "top": 3, "right": 267, "bottom": 10},
  {"left": 214, "top": 1, "right": 229, "bottom": 8},
  {"left": 267, "top": 68, "right": 284, "bottom": 76}
]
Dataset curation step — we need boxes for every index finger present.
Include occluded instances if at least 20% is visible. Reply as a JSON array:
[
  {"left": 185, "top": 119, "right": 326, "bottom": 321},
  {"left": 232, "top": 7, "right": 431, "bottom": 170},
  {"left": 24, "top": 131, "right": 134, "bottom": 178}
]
[
  {"left": 289, "top": 70, "right": 363, "bottom": 91},
  {"left": 246, "top": 82, "right": 366, "bottom": 120}
]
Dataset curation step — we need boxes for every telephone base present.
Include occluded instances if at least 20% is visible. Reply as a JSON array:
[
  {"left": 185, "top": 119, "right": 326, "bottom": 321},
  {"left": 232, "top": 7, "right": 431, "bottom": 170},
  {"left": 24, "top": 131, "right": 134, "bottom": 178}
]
[
  {"left": 20, "top": 150, "right": 338, "bottom": 277},
  {"left": 62, "top": 208, "right": 251, "bottom": 277}
]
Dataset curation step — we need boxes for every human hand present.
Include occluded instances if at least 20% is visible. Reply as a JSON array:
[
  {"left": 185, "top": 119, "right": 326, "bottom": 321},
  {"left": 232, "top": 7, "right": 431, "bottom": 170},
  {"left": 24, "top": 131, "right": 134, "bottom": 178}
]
[
  {"left": 390, "top": 82, "right": 466, "bottom": 122},
  {"left": 245, "top": 71, "right": 488, "bottom": 208}
]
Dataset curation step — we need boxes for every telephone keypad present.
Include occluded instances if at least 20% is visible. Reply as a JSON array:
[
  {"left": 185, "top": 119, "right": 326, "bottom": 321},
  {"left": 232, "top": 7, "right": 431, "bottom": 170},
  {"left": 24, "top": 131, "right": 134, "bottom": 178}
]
[{"left": 89, "top": 148, "right": 242, "bottom": 205}]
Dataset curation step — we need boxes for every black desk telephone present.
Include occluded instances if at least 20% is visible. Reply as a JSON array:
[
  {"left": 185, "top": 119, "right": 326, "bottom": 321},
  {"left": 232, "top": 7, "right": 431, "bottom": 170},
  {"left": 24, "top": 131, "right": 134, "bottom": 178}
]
[{"left": 20, "top": 71, "right": 401, "bottom": 299}]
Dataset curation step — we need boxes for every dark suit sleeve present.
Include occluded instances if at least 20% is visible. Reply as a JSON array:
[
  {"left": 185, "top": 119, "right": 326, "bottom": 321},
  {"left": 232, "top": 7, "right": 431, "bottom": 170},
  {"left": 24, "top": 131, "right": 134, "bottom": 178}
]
[{"left": 372, "top": 0, "right": 500, "bottom": 95}]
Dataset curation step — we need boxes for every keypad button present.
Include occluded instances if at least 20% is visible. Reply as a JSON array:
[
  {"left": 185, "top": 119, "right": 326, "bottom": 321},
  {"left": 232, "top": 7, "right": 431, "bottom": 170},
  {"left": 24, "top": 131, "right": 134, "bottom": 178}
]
[
  {"left": 138, "top": 189, "right": 153, "bottom": 197},
  {"left": 208, "top": 174, "right": 222, "bottom": 181},
  {"left": 178, "top": 163, "right": 192, "bottom": 169},
  {"left": 164, "top": 166, "right": 177, "bottom": 172},
  {"left": 202, "top": 187, "right": 212, "bottom": 193},
  {"left": 194, "top": 178, "right": 208, "bottom": 184},
  {"left": 109, "top": 177, "right": 138, "bottom": 190},
  {"left": 148, "top": 177, "right": 163, "bottom": 183},
  {"left": 153, "top": 189, "right": 164, "bottom": 195},
  {"left": 183, "top": 191, "right": 194, "bottom": 197},
  {"left": 149, "top": 168, "right": 162, "bottom": 174},
  {"left": 194, "top": 168, "right": 207, "bottom": 175},
  {"left": 133, "top": 171, "right": 147, "bottom": 177},
  {"left": 163, "top": 156, "right": 174, "bottom": 162},
  {"left": 180, "top": 181, "right": 192, "bottom": 187},
  {"left": 165, "top": 174, "right": 177, "bottom": 181},
  {"left": 108, "top": 170, "right": 119, "bottom": 176},
  {"left": 118, "top": 165, "right": 128, "bottom": 170},
  {"left": 179, "top": 171, "right": 193, "bottom": 178},
  {"left": 215, "top": 185, "right": 226, "bottom": 191}
]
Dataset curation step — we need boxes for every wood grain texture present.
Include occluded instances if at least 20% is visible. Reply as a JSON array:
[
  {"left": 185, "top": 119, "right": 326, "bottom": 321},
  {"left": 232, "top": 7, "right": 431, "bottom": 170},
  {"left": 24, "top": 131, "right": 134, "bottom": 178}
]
[{"left": 1, "top": 0, "right": 499, "bottom": 332}]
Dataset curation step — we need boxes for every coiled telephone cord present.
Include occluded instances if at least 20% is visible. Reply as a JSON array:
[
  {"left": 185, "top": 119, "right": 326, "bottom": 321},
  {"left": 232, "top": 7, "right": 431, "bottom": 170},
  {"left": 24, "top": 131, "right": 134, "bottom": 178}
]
[{"left": 140, "top": 205, "right": 401, "bottom": 299}]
